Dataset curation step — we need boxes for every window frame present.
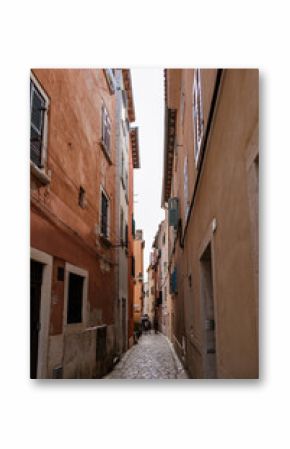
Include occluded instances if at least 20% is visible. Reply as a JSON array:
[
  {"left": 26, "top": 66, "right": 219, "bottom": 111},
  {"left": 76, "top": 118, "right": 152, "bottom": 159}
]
[
  {"left": 192, "top": 69, "right": 204, "bottom": 165},
  {"left": 120, "top": 208, "right": 124, "bottom": 245},
  {"left": 30, "top": 72, "right": 50, "bottom": 184},
  {"left": 100, "top": 186, "right": 110, "bottom": 239},
  {"left": 183, "top": 155, "right": 189, "bottom": 220},
  {"left": 78, "top": 186, "right": 87, "bottom": 209},
  {"left": 104, "top": 69, "right": 116, "bottom": 94},
  {"left": 101, "top": 103, "right": 111, "bottom": 156},
  {"left": 63, "top": 263, "right": 88, "bottom": 332}
]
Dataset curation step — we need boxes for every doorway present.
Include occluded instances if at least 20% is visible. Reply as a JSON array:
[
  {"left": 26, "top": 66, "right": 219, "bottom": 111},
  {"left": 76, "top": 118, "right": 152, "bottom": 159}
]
[
  {"left": 30, "top": 260, "right": 43, "bottom": 378},
  {"left": 122, "top": 298, "right": 127, "bottom": 353},
  {"left": 200, "top": 243, "right": 217, "bottom": 378}
]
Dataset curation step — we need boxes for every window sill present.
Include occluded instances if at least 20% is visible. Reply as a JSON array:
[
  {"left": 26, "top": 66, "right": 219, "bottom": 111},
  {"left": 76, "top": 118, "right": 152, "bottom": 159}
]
[
  {"left": 30, "top": 161, "right": 51, "bottom": 185},
  {"left": 100, "top": 141, "right": 113, "bottom": 165}
]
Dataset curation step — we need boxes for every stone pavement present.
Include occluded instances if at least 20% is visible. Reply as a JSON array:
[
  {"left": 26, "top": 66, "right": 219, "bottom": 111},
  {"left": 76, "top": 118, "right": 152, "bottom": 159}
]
[{"left": 105, "top": 333, "right": 188, "bottom": 379}]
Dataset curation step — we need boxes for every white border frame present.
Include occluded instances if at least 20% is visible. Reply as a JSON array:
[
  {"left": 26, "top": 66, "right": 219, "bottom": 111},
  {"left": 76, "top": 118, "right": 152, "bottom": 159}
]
[{"left": 30, "top": 247, "right": 52, "bottom": 379}]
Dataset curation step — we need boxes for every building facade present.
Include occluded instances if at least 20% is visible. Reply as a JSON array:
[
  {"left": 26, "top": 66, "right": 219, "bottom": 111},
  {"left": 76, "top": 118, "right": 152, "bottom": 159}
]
[
  {"left": 151, "top": 216, "right": 173, "bottom": 339},
  {"left": 128, "top": 130, "right": 140, "bottom": 345},
  {"left": 146, "top": 262, "right": 156, "bottom": 325},
  {"left": 163, "top": 69, "right": 259, "bottom": 378},
  {"left": 30, "top": 68, "right": 139, "bottom": 378},
  {"left": 133, "top": 229, "right": 145, "bottom": 325},
  {"left": 114, "top": 69, "right": 139, "bottom": 356}
]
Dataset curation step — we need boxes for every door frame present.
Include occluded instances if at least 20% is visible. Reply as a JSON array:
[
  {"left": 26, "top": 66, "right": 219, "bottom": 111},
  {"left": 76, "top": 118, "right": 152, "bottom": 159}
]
[
  {"left": 198, "top": 219, "right": 219, "bottom": 378},
  {"left": 30, "top": 247, "right": 53, "bottom": 379}
]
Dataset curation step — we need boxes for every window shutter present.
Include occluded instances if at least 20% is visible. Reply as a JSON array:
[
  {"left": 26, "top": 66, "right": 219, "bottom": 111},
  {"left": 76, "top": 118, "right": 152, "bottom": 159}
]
[
  {"left": 30, "top": 82, "right": 46, "bottom": 167},
  {"left": 184, "top": 156, "right": 189, "bottom": 219},
  {"left": 125, "top": 224, "right": 128, "bottom": 248},
  {"left": 102, "top": 105, "right": 111, "bottom": 154},
  {"left": 101, "top": 192, "right": 108, "bottom": 237},
  {"left": 104, "top": 69, "right": 116, "bottom": 94},
  {"left": 168, "top": 197, "right": 179, "bottom": 229},
  {"left": 106, "top": 117, "right": 111, "bottom": 152},
  {"left": 102, "top": 105, "right": 106, "bottom": 146},
  {"left": 120, "top": 209, "right": 124, "bottom": 243},
  {"left": 193, "top": 69, "right": 204, "bottom": 162}
]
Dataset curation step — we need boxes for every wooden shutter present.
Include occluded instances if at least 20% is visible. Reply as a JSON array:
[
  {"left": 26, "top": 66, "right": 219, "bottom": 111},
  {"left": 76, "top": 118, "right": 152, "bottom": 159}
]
[
  {"left": 30, "top": 81, "right": 46, "bottom": 167},
  {"left": 105, "top": 114, "right": 111, "bottom": 152},
  {"left": 125, "top": 224, "right": 128, "bottom": 248},
  {"left": 102, "top": 105, "right": 111, "bottom": 154},
  {"left": 193, "top": 69, "right": 204, "bottom": 162},
  {"left": 101, "top": 192, "right": 108, "bottom": 237},
  {"left": 184, "top": 156, "right": 189, "bottom": 219}
]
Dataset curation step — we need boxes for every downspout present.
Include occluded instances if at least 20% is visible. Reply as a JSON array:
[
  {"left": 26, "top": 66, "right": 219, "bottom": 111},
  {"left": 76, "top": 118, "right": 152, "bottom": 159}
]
[{"left": 180, "top": 69, "right": 224, "bottom": 247}]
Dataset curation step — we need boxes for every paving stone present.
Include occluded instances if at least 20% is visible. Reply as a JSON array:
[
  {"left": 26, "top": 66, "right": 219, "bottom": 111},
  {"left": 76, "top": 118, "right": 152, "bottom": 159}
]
[{"left": 105, "top": 333, "right": 188, "bottom": 379}]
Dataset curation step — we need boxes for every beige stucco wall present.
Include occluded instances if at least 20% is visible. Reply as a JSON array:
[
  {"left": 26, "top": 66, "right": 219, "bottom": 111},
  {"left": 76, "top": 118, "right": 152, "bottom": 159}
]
[{"left": 167, "top": 69, "right": 259, "bottom": 378}]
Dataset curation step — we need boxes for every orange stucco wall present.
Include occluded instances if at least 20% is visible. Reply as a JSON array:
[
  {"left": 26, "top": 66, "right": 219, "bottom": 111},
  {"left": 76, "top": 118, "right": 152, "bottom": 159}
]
[{"left": 31, "top": 69, "right": 118, "bottom": 334}]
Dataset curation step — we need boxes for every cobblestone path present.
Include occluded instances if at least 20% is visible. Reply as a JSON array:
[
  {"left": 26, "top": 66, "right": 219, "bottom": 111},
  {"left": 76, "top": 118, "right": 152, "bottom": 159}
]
[{"left": 105, "top": 333, "right": 188, "bottom": 379}]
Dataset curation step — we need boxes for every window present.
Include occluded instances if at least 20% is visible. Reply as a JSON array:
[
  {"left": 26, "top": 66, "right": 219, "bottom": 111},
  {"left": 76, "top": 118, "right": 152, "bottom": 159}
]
[
  {"left": 78, "top": 186, "right": 86, "bottom": 208},
  {"left": 132, "top": 216, "right": 135, "bottom": 237},
  {"left": 184, "top": 156, "right": 189, "bottom": 220},
  {"left": 120, "top": 208, "right": 124, "bottom": 244},
  {"left": 180, "top": 92, "right": 185, "bottom": 132},
  {"left": 101, "top": 104, "right": 111, "bottom": 155},
  {"left": 121, "top": 152, "right": 125, "bottom": 184},
  {"left": 125, "top": 223, "right": 128, "bottom": 248},
  {"left": 131, "top": 256, "right": 135, "bottom": 277},
  {"left": 193, "top": 69, "right": 204, "bottom": 163},
  {"left": 67, "top": 273, "right": 84, "bottom": 324},
  {"left": 104, "top": 69, "right": 116, "bottom": 94},
  {"left": 122, "top": 90, "right": 128, "bottom": 109},
  {"left": 100, "top": 189, "right": 109, "bottom": 238},
  {"left": 30, "top": 75, "right": 49, "bottom": 169},
  {"left": 125, "top": 170, "right": 128, "bottom": 197}
]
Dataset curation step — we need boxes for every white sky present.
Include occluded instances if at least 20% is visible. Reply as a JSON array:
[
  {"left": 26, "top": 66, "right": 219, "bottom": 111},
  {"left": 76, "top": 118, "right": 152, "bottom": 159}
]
[{"left": 131, "top": 68, "right": 165, "bottom": 274}]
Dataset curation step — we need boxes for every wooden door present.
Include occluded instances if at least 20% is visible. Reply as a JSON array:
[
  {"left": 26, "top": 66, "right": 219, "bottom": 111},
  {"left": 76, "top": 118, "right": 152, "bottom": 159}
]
[{"left": 30, "top": 260, "right": 43, "bottom": 379}]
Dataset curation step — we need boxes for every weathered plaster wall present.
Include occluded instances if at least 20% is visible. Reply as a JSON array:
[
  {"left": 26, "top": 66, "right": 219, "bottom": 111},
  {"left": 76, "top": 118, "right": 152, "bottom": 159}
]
[
  {"left": 168, "top": 69, "right": 259, "bottom": 378},
  {"left": 30, "top": 69, "right": 118, "bottom": 377}
]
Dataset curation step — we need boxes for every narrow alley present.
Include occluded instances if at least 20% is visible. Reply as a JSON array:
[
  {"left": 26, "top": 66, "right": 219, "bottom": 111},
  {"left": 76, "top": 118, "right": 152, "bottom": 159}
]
[
  {"left": 105, "top": 333, "right": 187, "bottom": 379},
  {"left": 30, "top": 68, "right": 259, "bottom": 379}
]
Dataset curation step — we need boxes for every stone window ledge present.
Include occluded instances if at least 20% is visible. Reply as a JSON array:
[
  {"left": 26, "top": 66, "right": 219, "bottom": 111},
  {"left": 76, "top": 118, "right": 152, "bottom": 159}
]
[{"left": 30, "top": 161, "right": 51, "bottom": 185}]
